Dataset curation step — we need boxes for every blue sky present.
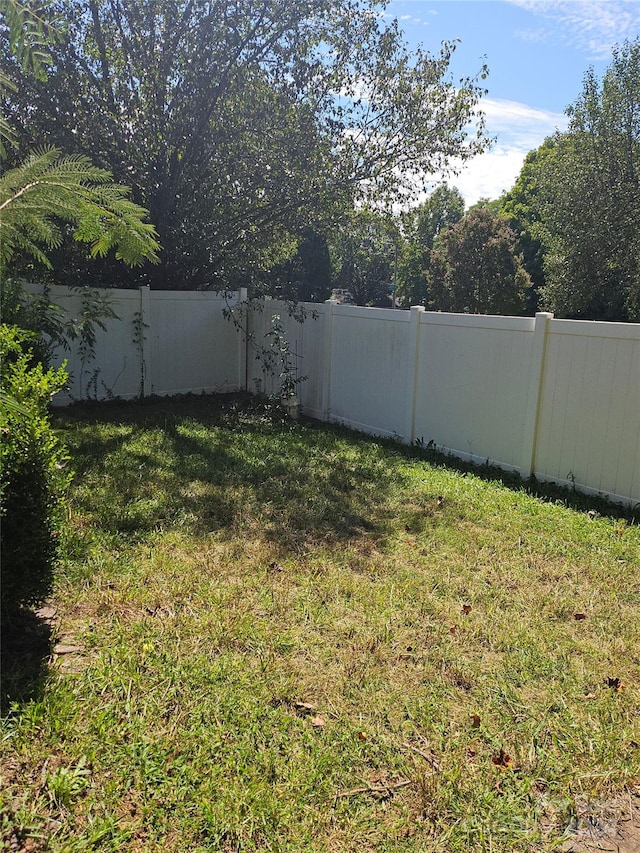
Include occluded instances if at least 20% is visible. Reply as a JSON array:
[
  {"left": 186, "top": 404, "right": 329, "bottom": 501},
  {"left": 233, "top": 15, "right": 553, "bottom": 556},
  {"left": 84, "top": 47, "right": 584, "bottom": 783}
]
[{"left": 384, "top": 0, "right": 640, "bottom": 205}]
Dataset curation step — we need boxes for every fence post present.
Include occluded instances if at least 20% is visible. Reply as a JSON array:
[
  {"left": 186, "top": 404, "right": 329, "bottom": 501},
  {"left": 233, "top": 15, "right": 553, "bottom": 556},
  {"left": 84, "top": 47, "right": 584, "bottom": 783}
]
[
  {"left": 237, "top": 288, "right": 248, "bottom": 392},
  {"left": 138, "top": 285, "right": 152, "bottom": 398},
  {"left": 321, "top": 299, "right": 336, "bottom": 421},
  {"left": 403, "top": 305, "right": 424, "bottom": 444},
  {"left": 520, "top": 311, "right": 553, "bottom": 479}
]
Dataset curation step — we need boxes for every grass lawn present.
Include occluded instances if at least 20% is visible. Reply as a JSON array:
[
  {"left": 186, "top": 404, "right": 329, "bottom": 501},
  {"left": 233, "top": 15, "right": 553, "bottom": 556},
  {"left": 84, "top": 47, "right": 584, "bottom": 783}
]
[{"left": 2, "top": 394, "right": 639, "bottom": 852}]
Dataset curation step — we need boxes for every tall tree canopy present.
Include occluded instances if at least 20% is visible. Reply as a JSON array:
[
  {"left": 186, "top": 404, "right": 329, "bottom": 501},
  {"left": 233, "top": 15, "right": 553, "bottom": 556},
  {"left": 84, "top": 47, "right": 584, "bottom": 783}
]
[
  {"left": 3, "top": 0, "right": 490, "bottom": 290},
  {"left": 427, "top": 207, "right": 530, "bottom": 315},
  {"left": 261, "top": 228, "right": 332, "bottom": 303},
  {"left": 0, "top": 0, "right": 160, "bottom": 273},
  {"left": 495, "top": 142, "right": 556, "bottom": 313},
  {"left": 331, "top": 207, "right": 398, "bottom": 307},
  {"left": 397, "top": 183, "right": 464, "bottom": 306},
  {"left": 533, "top": 39, "right": 640, "bottom": 321}
]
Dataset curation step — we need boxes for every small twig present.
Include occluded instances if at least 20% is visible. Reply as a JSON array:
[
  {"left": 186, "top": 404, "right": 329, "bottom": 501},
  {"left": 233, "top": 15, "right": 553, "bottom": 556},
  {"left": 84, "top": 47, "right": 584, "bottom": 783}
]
[
  {"left": 334, "top": 779, "right": 413, "bottom": 800},
  {"left": 401, "top": 741, "right": 441, "bottom": 771}
]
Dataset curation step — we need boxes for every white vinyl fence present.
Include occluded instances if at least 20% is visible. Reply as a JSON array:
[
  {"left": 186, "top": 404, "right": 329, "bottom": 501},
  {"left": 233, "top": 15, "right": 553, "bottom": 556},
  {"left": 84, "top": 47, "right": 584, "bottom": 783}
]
[
  {"left": 26, "top": 285, "right": 640, "bottom": 506},
  {"left": 26, "top": 285, "right": 246, "bottom": 405},
  {"left": 249, "top": 301, "right": 640, "bottom": 507}
]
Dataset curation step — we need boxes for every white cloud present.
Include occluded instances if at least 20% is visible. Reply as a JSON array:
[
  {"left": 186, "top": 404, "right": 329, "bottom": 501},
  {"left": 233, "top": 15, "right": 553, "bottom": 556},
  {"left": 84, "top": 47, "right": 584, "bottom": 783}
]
[
  {"left": 481, "top": 96, "right": 567, "bottom": 147},
  {"left": 448, "top": 146, "right": 534, "bottom": 204},
  {"left": 506, "top": 0, "right": 640, "bottom": 58},
  {"left": 513, "top": 26, "right": 551, "bottom": 43},
  {"left": 434, "top": 97, "right": 568, "bottom": 205}
]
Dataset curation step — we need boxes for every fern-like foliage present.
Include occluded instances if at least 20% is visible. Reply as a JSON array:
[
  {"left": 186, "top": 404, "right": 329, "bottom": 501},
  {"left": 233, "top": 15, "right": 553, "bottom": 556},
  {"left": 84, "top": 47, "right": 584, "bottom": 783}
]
[
  {"left": 0, "top": 0, "right": 52, "bottom": 77},
  {"left": 0, "top": 147, "right": 160, "bottom": 267},
  {"left": 0, "top": 0, "right": 53, "bottom": 152},
  {"left": 0, "top": 0, "right": 160, "bottom": 268}
]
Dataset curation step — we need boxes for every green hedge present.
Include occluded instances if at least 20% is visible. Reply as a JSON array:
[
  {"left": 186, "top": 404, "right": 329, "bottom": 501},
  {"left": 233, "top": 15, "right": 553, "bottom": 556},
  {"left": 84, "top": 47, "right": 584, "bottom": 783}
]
[{"left": 1, "top": 325, "right": 70, "bottom": 619}]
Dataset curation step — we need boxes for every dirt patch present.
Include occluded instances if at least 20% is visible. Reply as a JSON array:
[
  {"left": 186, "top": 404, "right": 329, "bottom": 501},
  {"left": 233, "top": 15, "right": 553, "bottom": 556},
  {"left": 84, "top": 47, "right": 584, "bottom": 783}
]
[{"left": 560, "top": 789, "right": 640, "bottom": 852}]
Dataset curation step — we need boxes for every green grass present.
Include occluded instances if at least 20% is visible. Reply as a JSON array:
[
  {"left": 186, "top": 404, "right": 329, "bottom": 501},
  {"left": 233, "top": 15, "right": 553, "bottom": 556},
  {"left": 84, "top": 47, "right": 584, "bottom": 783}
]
[{"left": 2, "top": 394, "right": 639, "bottom": 852}]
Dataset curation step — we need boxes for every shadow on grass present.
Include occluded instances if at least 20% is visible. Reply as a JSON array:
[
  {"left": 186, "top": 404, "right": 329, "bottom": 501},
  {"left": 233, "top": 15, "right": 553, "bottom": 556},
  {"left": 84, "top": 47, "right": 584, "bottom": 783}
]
[
  {"left": 54, "top": 393, "right": 637, "bottom": 560},
  {"left": 1, "top": 609, "right": 52, "bottom": 712},
  {"left": 54, "top": 394, "right": 415, "bottom": 549}
]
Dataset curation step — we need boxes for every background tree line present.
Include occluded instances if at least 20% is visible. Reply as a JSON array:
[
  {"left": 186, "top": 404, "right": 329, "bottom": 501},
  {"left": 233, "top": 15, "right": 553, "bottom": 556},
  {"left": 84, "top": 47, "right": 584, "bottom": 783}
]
[
  {"left": 452, "top": 38, "right": 640, "bottom": 322},
  {"left": 330, "top": 37, "right": 640, "bottom": 321},
  {"left": 271, "top": 37, "right": 640, "bottom": 321},
  {"left": 3, "top": 4, "right": 639, "bottom": 320},
  {"left": 2, "top": 0, "right": 489, "bottom": 292}
]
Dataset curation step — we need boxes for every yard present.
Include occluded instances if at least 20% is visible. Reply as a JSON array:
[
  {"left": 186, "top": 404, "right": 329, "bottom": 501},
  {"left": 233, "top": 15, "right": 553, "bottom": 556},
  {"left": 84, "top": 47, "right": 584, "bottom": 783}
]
[{"left": 2, "top": 394, "right": 639, "bottom": 852}]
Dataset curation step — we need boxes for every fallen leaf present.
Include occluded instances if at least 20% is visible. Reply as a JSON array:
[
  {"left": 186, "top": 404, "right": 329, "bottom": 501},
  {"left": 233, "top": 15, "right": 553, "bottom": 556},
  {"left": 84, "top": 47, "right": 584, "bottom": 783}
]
[
  {"left": 310, "top": 715, "right": 325, "bottom": 728},
  {"left": 605, "top": 677, "right": 623, "bottom": 691},
  {"left": 461, "top": 604, "right": 472, "bottom": 615},
  {"left": 574, "top": 612, "right": 587, "bottom": 621},
  {"left": 470, "top": 713, "right": 481, "bottom": 728},
  {"left": 357, "top": 731, "right": 368, "bottom": 742},
  {"left": 491, "top": 749, "right": 513, "bottom": 770},
  {"left": 294, "top": 701, "right": 315, "bottom": 714},
  {"left": 583, "top": 692, "right": 597, "bottom": 700}
]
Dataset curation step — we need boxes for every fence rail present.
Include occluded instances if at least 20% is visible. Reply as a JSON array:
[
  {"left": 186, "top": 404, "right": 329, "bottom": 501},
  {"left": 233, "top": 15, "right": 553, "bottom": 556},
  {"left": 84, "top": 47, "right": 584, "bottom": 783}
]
[{"left": 26, "top": 284, "right": 640, "bottom": 506}]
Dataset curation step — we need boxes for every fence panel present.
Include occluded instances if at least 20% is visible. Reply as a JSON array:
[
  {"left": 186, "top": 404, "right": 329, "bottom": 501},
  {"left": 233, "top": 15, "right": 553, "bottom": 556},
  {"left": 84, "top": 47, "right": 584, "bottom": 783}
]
[
  {"left": 327, "top": 305, "right": 411, "bottom": 438},
  {"left": 24, "top": 284, "right": 243, "bottom": 404},
  {"left": 246, "top": 301, "right": 326, "bottom": 418},
  {"left": 148, "top": 291, "right": 241, "bottom": 396},
  {"left": 29, "top": 286, "right": 143, "bottom": 404},
  {"left": 413, "top": 313, "right": 536, "bottom": 471},
  {"left": 534, "top": 320, "right": 640, "bottom": 503}
]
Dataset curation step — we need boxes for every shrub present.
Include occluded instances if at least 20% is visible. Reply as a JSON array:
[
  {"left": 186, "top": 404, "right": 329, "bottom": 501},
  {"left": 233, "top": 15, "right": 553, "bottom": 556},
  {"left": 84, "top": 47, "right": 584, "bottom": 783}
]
[{"left": 0, "top": 325, "right": 70, "bottom": 619}]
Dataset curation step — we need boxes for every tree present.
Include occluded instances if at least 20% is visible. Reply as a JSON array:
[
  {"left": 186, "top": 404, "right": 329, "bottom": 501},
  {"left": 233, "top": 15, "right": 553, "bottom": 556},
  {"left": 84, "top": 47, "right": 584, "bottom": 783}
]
[
  {"left": 496, "top": 141, "right": 556, "bottom": 313},
  {"left": 0, "top": 0, "right": 160, "bottom": 273},
  {"left": 397, "top": 184, "right": 464, "bottom": 306},
  {"left": 3, "top": 0, "right": 490, "bottom": 290},
  {"left": 331, "top": 208, "right": 397, "bottom": 307},
  {"left": 427, "top": 207, "right": 530, "bottom": 315},
  {"left": 535, "top": 39, "right": 640, "bottom": 321},
  {"left": 261, "top": 228, "right": 332, "bottom": 303},
  {"left": 0, "top": 147, "right": 160, "bottom": 270}
]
